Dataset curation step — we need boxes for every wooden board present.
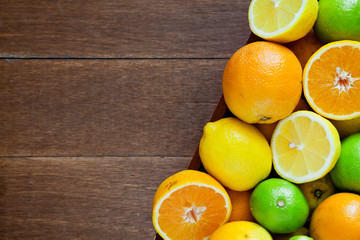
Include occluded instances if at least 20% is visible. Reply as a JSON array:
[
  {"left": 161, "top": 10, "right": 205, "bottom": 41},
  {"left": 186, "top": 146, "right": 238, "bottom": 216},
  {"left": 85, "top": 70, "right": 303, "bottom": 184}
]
[
  {"left": 0, "top": 0, "right": 251, "bottom": 58},
  {"left": 0, "top": 156, "right": 189, "bottom": 239},
  {"left": 0, "top": 59, "right": 224, "bottom": 157},
  {"left": 0, "top": 0, "right": 254, "bottom": 239}
]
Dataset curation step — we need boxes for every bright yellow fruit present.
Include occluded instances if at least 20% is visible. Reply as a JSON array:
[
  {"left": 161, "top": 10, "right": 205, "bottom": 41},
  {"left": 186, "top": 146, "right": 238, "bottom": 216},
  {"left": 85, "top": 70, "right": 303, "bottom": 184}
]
[
  {"left": 248, "top": 0, "right": 319, "bottom": 43},
  {"left": 152, "top": 170, "right": 231, "bottom": 240},
  {"left": 256, "top": 98, "right": 310, "bottom": 142},
  {"left": 199, "top": 117, "right": 272, "bottom": 191},
  {"left": 210, "top": 221, "right": 273, "bottom": 240},
  {"left": 271, "top": 111, "right": 341, "bottom": 183}
]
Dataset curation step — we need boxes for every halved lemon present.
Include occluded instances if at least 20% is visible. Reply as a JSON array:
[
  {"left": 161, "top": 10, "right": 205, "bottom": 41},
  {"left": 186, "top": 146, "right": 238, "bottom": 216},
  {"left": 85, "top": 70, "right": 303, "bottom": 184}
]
[
  {"left": 248, "top": 0, "right": 318, "bottom": 43},
  {"left": 271, "top": 110, "right": 341, "bottom": 183},
  {"left": 152, "top": 170, "right": 232, "bottom": 240},
  {"left": 304, "top": 40, "right": 360, "bottom": 120}
]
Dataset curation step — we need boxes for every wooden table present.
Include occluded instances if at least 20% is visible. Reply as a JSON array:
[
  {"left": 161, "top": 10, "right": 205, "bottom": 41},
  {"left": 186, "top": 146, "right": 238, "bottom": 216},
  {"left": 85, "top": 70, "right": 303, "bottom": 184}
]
[{"left": 0, "top": 1, "right": 252, "bottom": 239}]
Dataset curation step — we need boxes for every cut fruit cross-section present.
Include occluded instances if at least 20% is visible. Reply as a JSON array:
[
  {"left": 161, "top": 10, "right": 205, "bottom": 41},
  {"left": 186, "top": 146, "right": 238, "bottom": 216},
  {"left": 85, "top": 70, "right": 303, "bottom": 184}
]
[
  {"left": 271, "top": 110, "right": 341, "bottom": 183},
  {"left": 152, "top": 170, "right": 232, "bottom": 240},
  {"left": 248, "top": 0, "right": 318, "bottom": 43},
  {"left": 304, "top": 40, "right": 360, "bottom": 120}
]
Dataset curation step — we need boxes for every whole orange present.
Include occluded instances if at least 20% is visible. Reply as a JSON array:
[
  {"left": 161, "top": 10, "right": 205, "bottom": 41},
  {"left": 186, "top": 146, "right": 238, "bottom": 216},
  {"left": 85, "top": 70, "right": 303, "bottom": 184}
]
[
  {"left": 223, "top": 41, "right": 302, "bottom": 124},
  {"left": 309, "top": 192, "right": 360, "bottom": 240},
  {"left": 226, "top": 188, "right": 255, "bottom": 222},
  {"left": 256, "top": 98, "right": 310, "bottom": 142}
]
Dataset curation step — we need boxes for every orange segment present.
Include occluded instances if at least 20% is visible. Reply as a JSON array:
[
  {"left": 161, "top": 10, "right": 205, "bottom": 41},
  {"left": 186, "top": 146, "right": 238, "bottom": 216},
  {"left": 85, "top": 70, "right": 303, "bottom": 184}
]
[
  {"left": 271, "top": 111, "right": 341, "bottom": 183},
  {"left": 304, "top": 40, "right": 360, "bottom": 120},
  {"left": 152, "top": 170, "right": 231, "bottom": 240}
]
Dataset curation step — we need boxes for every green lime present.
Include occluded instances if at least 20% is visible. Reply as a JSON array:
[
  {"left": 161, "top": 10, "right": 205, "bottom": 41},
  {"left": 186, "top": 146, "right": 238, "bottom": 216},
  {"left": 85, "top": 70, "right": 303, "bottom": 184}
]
[
  {"left": 250, "top": 178, "right": 309, "bottom": 234},
  {"left": 289, "top": 236, "right": 313, "bottom": 240},
  {"left": 314, "top": 0, "right": 360, "bottom": 43},
  {"left": 330, "top": 133, "right": 360, "bottom": 194}
]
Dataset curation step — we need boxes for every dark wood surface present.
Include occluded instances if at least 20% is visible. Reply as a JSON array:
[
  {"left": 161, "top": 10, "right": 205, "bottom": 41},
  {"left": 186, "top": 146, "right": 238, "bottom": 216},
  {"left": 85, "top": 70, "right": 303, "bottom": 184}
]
[{"left": 0, "top": 1, "right": 252, "bottom": 239}]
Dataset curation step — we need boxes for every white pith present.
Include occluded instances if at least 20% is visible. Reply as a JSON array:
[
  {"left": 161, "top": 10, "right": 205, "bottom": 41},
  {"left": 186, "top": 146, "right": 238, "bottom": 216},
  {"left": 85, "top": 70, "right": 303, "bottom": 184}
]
[
  {"left": 183, "top": 205, "right": 207, "bottom": 223},
  {"left": 333, "top": 67, "right": 359, "bottom": 94}
]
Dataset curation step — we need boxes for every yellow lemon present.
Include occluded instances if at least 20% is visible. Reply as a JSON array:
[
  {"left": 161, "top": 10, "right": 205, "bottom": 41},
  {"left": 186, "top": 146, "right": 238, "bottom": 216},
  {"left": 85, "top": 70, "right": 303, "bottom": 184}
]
[
  {"left": 248, "top": 0, "right": 319, "bottom": 43},
  {"left": 271, "top": 111, "right": 341, "bottom": 183},
  {"left": 210, "top": 221, "right": 272, "bottom": 240},
  {"left": 199, "top": 117, "right": 272, "bottom": 191}
]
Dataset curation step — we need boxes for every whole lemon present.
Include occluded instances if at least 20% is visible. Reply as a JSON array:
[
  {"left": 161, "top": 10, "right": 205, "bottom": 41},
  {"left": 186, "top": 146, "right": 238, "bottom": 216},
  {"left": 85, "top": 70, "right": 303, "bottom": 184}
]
[
  {"left": 199, "top": 117, "right": 272, "bottom": 191},
  {"left": 210, "top": 221, "right": 272, "bottom": 240},
  {"left": 223, "top": 41, "right": 302, "bottom": 124}
]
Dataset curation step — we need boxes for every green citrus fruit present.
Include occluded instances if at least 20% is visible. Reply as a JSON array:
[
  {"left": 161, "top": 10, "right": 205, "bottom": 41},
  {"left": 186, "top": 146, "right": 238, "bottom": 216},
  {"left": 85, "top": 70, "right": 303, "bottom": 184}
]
[
  {"left": 250, "top": 178, "right": 309, "bottom": 234},
  {"left": 272, "top": 227, "right": 309, "bottom": 240},
  {"left": 330, "top": 133, "right": 360, "bottom": 194},
  {"left": 289, "top": 236, "right": 313, "bottom": 240},
  {"left": 314, "top": 0, "right": 360, "bottom": 43}
]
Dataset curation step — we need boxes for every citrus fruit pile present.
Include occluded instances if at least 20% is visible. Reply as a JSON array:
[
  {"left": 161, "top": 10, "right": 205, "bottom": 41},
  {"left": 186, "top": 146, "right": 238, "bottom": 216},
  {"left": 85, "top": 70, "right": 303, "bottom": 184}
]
[{"left": 152, "top": 0, "right": 360, "bottom": 239}]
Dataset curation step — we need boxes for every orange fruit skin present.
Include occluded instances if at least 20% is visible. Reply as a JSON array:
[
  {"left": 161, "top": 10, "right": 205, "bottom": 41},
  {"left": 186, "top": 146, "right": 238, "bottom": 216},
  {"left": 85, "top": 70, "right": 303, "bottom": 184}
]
[
  {"left": 223, "top": 41, "right": 302, "bottom": 124},
  {"left": 285, "top": 30, "right": 323, "bottom": 69},
  {"left": 227, "top": 188, "right": 255, "bottom": 222},
  {"left": 256, "top": 98, "right": 310, "bottom": 142},
  {"left": 310, "top": 192, "right": 360, "bottom": 240}
]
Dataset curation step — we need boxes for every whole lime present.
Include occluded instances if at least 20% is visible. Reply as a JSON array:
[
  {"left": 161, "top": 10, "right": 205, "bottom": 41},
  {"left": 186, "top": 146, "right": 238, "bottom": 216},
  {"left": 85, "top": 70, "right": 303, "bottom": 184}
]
[
  {"left": 289, "top": 236, "right": 313, "bottom": 240},
  {"left": 314, "top": 0, "right": 360, "bottom": 43},
  {"left": 250, "top": 178, "right": 309, "bottom": 234},
  {"left": 330, "top": 133, "right": 360, "bottom": 194}
]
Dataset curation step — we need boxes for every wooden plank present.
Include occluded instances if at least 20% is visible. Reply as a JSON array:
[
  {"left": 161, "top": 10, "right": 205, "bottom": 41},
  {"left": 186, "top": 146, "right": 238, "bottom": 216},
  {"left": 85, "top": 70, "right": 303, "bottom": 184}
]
[
  {"left": 0, "top": 59, "right": 224, "bottom": 156},
  {"left": 0, "top": 156, "right": 189, "bottom": 239},
  {"left": 0, "top": 0, "right": 251, "bottom": 58}
]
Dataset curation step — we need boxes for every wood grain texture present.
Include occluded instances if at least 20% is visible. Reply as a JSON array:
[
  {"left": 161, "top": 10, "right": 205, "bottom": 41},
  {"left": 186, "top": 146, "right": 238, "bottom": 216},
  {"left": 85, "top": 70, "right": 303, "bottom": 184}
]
[
  {"left": 0, "top": 156, "right": 189, "bottom": 239},
  {"left": 0, "top": 0, "right": 254, "bottom": 239},
  {"left": 0, "top": 0, "right": 251, "bottom": 58},
  {"left": 0, "top": 59, "right": 224, "bottom": 157}
]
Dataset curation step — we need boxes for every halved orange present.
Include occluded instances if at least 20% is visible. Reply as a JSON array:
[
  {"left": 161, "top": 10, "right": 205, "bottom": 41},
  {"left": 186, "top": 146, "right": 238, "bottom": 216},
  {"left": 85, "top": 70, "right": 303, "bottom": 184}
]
[
  {"left": 304, "top": 40, "right": 360, "bottom": 120},
  {"left": 152, "top": 170, "right": 232, "bottom": 240}
]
